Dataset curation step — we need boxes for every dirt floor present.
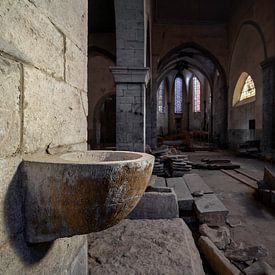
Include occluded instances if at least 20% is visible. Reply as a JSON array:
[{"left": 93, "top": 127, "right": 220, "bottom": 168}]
[{"left": 188, "top": 150, "right": 275, "bottom": 268}]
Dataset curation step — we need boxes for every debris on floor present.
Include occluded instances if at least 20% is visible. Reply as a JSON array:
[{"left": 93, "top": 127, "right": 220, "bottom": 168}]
[
  {"left": 199, "top": 224, "right": 231, "bottom": 250},
  {"left": 237, "top": 140, "right": 261, "bottom": 158},
  {"left": 192, "top": 158, "right": 241, "bottom": 170},
  {"left": 243, "top": 260, "right": 275, "bottom": 275},
  {"left": 150, "top": 146, "right": 192, "bottom": 177}
]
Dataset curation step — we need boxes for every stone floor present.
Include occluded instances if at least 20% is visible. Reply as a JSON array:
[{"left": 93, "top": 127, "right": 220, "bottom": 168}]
[{"left": 189, "top": 150, "right": 275, "bottom": 268}]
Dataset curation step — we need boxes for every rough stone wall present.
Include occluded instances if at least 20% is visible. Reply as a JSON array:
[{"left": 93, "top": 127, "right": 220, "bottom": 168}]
[{"left": 0, "top": 0, "right": 88, "bottom": 273}]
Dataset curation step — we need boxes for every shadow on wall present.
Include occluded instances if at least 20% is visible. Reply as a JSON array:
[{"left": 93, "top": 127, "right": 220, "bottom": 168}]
[{"left": 4, "top": 162, "right": 53, "bottom": 265}]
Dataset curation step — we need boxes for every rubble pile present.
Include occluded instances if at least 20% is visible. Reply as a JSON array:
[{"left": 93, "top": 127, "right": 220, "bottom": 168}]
[{"left": 150, "top": 146, "right": 192, "bottom": 177}]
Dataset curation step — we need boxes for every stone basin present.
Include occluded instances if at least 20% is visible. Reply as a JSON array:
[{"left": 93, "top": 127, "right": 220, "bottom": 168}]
[{"left": 23, "top": 151, "right": 154, "bottom": 243}]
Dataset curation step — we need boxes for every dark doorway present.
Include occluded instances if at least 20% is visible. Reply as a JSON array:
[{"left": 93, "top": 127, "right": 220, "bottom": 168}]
[{"left": 99, "top": 94, "right": 116, "bottom": 147}]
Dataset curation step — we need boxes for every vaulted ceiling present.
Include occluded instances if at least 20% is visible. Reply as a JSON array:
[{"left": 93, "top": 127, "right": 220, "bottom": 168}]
[
  {"left": 89, "top": 0, "right": 115, "bottom": 33},
  {"left": 154, "top": 0, "right": 242, "bottom": 24}
]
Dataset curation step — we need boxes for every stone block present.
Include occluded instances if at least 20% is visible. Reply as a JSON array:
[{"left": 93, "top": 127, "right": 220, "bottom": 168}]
[
  {"left": 166, "top": 177, "right": 194, "bottom": 211},
  {"left": 198, "top": 236, "right": 241, "bottom": 275},
  {"left": 88, "top": 219, "right": 204, "bottom": 275},
  {"left": 0, "top": 56, "right": 21, "bottom": 157},
  {"left": 154, "top": 177, "right": 167, "bottom": 187},
  {"left": 66, "top": 38, "right": 87, "bottom": 91},
  {"left": 195, "top": 194, "right": 229, "bottom": 226},
  {"left": 0, "top": 233, "right": 87, "bottom": 274},
  {"left": 0, "top": 0, "right": 64, "bottom": 78},
  {"left": 128, "top": 186, "right": 179, "bottom": 219},
  {"left": 183, "top": 173, "right": 213, "bottom": 195},
  {"left": 23, "top": 66, "right": 87, "bottom": 153},
  {"left": 244, "top": 260, "right": 275, "bottom": 275},
  {"left": 258, "top": 189, "right": 272, "bottom": 206},
  {"left": 264, "top": 167, "right": 275, "bottom": 190},
  {"left": 31, "top": 0, "right": 88, "bottom": 53}
]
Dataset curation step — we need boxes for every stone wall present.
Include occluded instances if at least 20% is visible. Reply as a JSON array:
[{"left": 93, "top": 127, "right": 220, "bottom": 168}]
[
  {"left": 0, "top": 0, "right": 88, "bottom": 273},
  {"left": 227, "top": 2, "right": 270, "bottom": 147}
]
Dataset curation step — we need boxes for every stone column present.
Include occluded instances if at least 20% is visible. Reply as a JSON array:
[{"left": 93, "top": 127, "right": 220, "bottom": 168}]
[
  {"left": 261, "top": 57, "right": 275, "bottom": 151},
  {"left": 112, "top": 0, "right": 149, "bottom": 152},
  {"left": 112, "top": 67, "right": 149, "bottom": 152}
]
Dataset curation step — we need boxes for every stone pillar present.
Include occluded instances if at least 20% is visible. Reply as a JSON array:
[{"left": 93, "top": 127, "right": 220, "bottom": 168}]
[
  {"left": 261, "top": 57, "right": 275, "bottom": 151},
  {"left": 112, "top": 67, "right": 149, "bottom": 152},
  {"left": 112, "top": 0, "right": 149, "bottom": 152}
]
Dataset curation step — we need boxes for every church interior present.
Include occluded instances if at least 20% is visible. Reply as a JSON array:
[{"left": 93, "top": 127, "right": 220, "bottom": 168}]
[{"left": 1, "top": 0, "right": 275, "bottom": 274}]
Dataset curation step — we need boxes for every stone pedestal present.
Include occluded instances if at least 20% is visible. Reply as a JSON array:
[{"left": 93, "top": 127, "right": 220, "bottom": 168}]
[
  {"left": 261, "top": 57, "right": 275, "bottom": 151},
  {"left": 112, "top": 67, "right": 149, "bottom": 152}
]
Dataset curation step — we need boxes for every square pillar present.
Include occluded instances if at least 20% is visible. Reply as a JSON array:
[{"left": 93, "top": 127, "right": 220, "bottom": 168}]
[
  {"left": 261, "top": 57, "right": 275, "bottom": 151},
  {"left": 111, "top": 67, "right": 149, "bottom": 152}
]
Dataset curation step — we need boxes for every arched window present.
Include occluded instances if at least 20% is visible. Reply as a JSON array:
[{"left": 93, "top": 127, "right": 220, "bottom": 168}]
[
  {"left": 240, "top": 75, "right": 256, "bottom": 101},
  {"left": 158, "top": 80, "right": 165, "bottom": 113},
  {"left": 192, "top": 76, "right": 201, "bottom": 113},
  {"left": 232, "top": 72, "right": 256, "bottom": 106},
  {"left": 174, "top": 77, "right": 183, "bottom": 114}
]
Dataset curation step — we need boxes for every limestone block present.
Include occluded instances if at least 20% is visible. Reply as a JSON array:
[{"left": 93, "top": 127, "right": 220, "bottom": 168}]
[
  {"left": 31, "top": 0, "right": 88, "bottom": 53},
  {"left": 0, "top": 156, "right": 22, "bottom": 247},
  {"left": 128, "top": 186, "right": 179, "bottom": 219},
  {"left": 166, "top": 177, "right": 194, "bottom": 211},
  {"left": 88, "top": 219, "right": 204, "bottom": 275},
  {"left": 0, "top": 233, "right": 87, "bottom": 274},
  {"left": 0, "top": 0, "right": 64, "bottom": 78},
  {"left": 154, "top": 177, "right": 167, "bottom": 187},
  {"left": 244, "top": 260, "right": 275, "bottom": 275},
  {"left": 0, "top": 56, "right": 21, "bottom": 157},
  {"left": 195, "top": 194, "right": 229, "bottom": 226},
  {"left": 66, "top": 38, "right": 87, "bottom": 91},
  {"left": 23, "top": 66, "right": 87, "bottom": 153},
  {"left": 183, "top": 173, "right": 213, "bottom": 195},
  {"left": 198, "top": 236, "right": 241, "bottom": 275}
]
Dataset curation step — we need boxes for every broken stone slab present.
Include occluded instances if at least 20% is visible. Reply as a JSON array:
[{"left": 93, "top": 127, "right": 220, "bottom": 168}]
[
  {"left": 198, "top": 236, "right": 241, "bottom": 275},
  {"left": 183, "top": 173, "right": 213, "bottom": 195},
  {"left": 199, "top": 224, "right": 231, "bottom": 250},
  {"left": 225, "top": 245, "right": 268, "bottom": 262},
  {"left": 166, "top": 177, "right": 194, "bottom": 211},
  {"left": 243, "top": 260, "right": 275, "bottom": 275},
  {"left": 264, "top": 167, "right": 275, "bottom": 190},
  {"left": 194, "top": 194, "right": 229, "bottom": 226},
  {"left": 128, "top": 186, "right": 179, "bottom": 220},
  {"left": 88, "top": 219, "right": 205, "bottom": 275}
]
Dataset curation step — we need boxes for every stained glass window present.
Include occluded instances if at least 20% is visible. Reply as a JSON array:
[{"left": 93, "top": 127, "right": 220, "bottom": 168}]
[
  {"left": 193, "top": 77, "right": 201, "bottom": 113},
  {"left": 174, "top": 77, "right": 183, "bottom": 114},
  {"left": 240, "top": 75, "right": 256, "bottom": 101},
  {"left": 158, "top": 81, "right": 165, "bottom": 113}
]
